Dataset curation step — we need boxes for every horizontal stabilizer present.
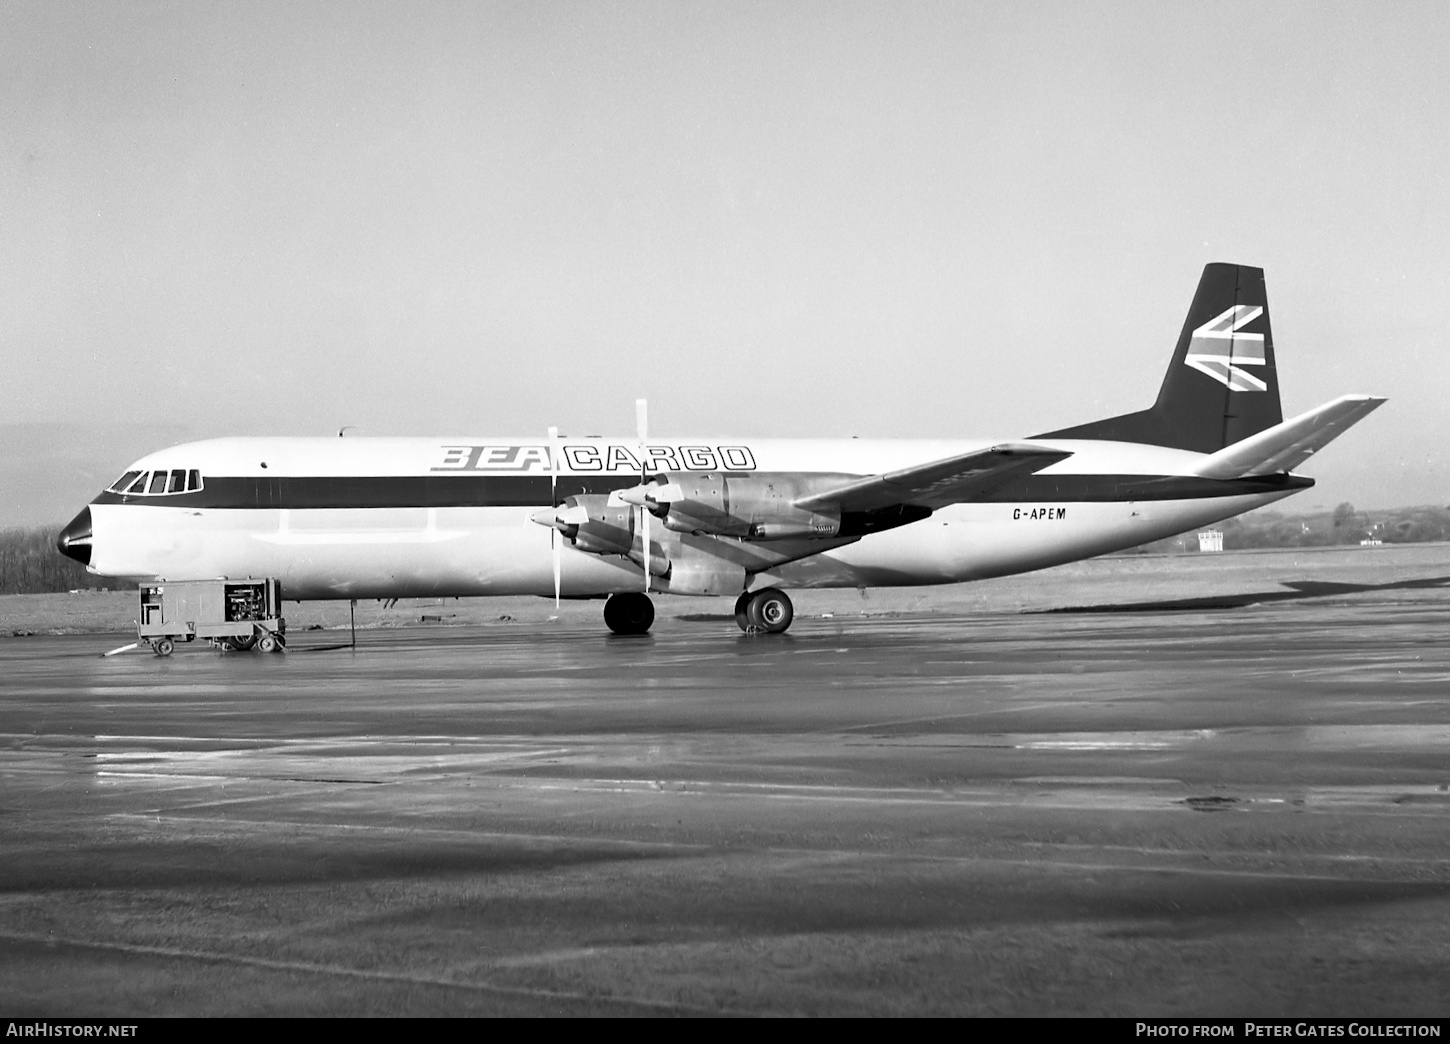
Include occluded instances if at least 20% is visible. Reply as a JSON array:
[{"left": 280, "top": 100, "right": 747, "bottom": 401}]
[
  {"left": 794, "top": 444, "right": 1072, "bottom": 514},
  {"left": 1189, "top": 395, "right": 1386, "bottom": 479}
]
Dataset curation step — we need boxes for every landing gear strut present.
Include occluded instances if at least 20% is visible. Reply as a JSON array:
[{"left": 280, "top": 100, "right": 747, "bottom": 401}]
[
  {"left": 735, "top": 587, "right": 794, "bottom": 634},
  {"left": 603, "top": 592, "right": 655, "bottom": 635}
]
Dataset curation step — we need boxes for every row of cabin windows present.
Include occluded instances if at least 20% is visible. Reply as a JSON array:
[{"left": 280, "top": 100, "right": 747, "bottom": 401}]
[{"left": 108, "top": 469, "right": 204, "bottom": 496}]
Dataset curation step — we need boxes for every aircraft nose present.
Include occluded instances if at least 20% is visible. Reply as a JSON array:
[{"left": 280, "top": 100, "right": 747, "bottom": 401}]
[{"left": 56, "top": 507, "right": 93, "bottom": 566}]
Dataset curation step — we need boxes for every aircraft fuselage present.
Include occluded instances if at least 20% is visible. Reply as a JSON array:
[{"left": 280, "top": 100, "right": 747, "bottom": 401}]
[{"left": 66, "top": 434, "right": 1309, "bottom": 601}]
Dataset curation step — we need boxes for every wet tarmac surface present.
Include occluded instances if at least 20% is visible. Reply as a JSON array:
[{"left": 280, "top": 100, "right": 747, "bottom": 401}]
[{"left": 2, "top": 583, "right": 1449, "bottom": 1015}]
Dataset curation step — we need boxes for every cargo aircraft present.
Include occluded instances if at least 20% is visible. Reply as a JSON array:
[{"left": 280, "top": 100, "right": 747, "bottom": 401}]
[{"left": 57, "top": 264, "right": 1384, "bottom": 639}]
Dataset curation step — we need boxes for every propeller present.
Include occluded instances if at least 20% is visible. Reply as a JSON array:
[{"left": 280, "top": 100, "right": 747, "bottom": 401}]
[
  {"left": 636, "top": 399, "right": 650, "bottom": 593},
  {"left": 547, "top": 425, "right": 561, "bottom": 614},
  {"left": 530, "top": 403, "right": 663, "bottom": 592}
]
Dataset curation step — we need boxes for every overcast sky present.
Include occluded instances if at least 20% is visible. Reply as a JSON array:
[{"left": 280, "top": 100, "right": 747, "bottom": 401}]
[{"left": 4, "top": 0, "right": 1447, "bottom": 526}]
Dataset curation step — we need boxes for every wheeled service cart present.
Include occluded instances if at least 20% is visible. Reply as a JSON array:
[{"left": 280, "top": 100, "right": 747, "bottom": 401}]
[{"left": 137, "top": 579, "right": 285, "bottom": 656}]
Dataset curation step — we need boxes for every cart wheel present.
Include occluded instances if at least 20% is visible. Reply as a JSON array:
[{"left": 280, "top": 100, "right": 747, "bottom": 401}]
[
  {"left": 225, "top": 634, "right": 257, "bottom": 652},
  {"left": 154, "top": 638, "right": 175, "bottom": 657},
  {"left": 257, "top": 634, "right": 277, "bottom": 654}
]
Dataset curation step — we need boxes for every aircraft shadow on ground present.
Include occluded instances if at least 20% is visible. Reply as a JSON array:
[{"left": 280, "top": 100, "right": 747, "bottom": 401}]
[{"left": 1037, "top": 574, "right": 1450, "bottom": 614}]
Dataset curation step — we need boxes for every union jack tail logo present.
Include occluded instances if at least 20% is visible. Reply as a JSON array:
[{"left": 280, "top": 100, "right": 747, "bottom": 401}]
[{"left": 1184, "top": 305, "right": 1267, "bottom": 392}]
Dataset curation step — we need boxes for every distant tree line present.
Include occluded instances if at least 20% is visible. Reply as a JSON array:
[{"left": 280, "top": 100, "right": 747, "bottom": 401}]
[
  {"left": 1140, "top": 503, "right": 1450, "bottom": 554},
  {"left": 0, "top": 526, "right": 132, "bottom": 595}
]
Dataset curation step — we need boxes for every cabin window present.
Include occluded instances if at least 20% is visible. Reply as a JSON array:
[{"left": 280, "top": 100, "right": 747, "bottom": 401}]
[
  {"left": 188, "top": 470, "right": 202, "bottom": 491},
  {"left": 148, "top": 472, "right": 169, "bottom": 494},
  {"left": 167, "top": 469, "right": 186, "bottom": 493},
  {"left": 109, "top": 471, "right": 142, "bottom": 493}
]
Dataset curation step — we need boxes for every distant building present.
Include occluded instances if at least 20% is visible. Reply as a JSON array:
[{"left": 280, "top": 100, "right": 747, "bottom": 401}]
[
  {"left": 1198, "top": 530, "right": 1224, "bottom": 552},
  {"left": 1359, "top": 538, "right": 1382, "bottom": 546}
]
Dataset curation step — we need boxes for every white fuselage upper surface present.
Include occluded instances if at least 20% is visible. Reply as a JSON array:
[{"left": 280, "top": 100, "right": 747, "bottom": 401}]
[{"left": 81, "top": 435, "right": 1305, "bottom": 600}]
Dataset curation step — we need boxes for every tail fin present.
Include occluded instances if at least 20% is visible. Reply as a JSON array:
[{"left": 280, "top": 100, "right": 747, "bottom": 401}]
[{"left": 1038, "top": 263, "right": 1282, "bottom": 453}]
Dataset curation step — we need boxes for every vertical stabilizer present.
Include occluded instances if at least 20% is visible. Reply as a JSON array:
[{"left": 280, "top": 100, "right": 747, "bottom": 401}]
[{"left": 1038, "top": 263, "right": 1282, "bottom": 452}]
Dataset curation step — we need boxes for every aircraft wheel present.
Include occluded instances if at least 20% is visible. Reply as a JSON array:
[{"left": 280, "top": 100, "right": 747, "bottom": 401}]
[
  {"left": 257, "top": 634, "right": 278, "bottom": 654},
  {"left": 745, "top": 588, "right": 794, "bottom": 634},
  {"left": 603, "top": 592, "right": 655, "bottom": 635},
  {"left": 225, "top": 634, "right": 257, "bottom": 652},
  {"left": 734, "top": 591, "right": 753, "bottom": 632},
  {"left": 154, "top": 638, "right": 175, "bottom": 657}
]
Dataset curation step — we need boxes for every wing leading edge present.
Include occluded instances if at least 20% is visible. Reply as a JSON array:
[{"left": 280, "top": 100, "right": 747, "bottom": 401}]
[{"left": 793, "top": 444, "right": 1074, "bottom": 514}]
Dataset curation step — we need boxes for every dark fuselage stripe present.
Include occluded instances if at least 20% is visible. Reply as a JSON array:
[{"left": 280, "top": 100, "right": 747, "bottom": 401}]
[{"left": 89, "top": 473, "right": 1312, "bottom": 511}]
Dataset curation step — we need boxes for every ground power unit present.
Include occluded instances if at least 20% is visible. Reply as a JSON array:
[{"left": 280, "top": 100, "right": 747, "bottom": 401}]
[{"left": 136, "top": 578, "right": 285, "bottom": 656}]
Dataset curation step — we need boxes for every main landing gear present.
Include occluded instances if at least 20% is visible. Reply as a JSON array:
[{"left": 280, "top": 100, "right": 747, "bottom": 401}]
[
  {"left": 601, "top": 588, "right": 795, "bottom": 636},
  {"left": 734, "top": 588, "right": 793, "bottom": 634}
]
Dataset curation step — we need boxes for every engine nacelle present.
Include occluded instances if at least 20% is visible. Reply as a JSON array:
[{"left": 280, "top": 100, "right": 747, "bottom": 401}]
[
  {"left": 653, "top": 473, "right": 842, "bottom": 540},
  {"left": 553, "top": 495, "right": 634, "bottom": 556},
  {"left": 662, "top": 546, "right": 746, "bottom": 596}
]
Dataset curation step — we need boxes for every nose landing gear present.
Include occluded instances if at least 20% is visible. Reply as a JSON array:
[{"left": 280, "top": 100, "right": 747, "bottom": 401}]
[{"left": 603, "top": 592, "right": 655, "bottom": 635}]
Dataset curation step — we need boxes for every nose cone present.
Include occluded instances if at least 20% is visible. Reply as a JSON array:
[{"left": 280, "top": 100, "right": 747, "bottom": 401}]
[{"left": 56, "top": 507, "right": 93, "bottom": 566}]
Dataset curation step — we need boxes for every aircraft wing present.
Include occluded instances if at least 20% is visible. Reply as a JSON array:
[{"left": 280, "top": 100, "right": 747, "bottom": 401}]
[
  {"left": 793, "top": 444, "right": 1073, "bottom": 514},
  {"left": 1189, "top": 395, "right": 1387, "bottom": 480}
]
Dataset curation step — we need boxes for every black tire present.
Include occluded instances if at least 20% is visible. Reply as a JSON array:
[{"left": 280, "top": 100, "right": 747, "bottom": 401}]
[
  {"left": 746, "top": 588, "right": 794, "bottom": 634},
  {"left": 225, "top": 634, "right": 257, "bottom": 652},
  {"left": 154, "top": 638, "right": 175, "bottom": 657},
  {"left": 257, "top": 634, "right": 278, "bottom": 654},
  {"left": 734, "top": 591, "right": 753, "bottom": 632},
  {"left": 603, "top": 592, "right": 655, "bottom": 635}
]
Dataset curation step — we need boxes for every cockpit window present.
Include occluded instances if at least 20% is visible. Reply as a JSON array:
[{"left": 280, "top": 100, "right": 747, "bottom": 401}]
[
  {"left": 110, "top": 468, "right": 205, "bottom": 497},
  {"left": 109, "top": 471, "right": 142, "bottom": 493}
]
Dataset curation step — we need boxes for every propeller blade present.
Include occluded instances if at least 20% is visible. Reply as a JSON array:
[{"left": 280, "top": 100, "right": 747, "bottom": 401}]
[
  {"left": 635, "top": 398, "right": 649, "bottom": 593},
  {"left": 557, "top": 502, "right": 589, "bottom": 526},
  {"left": 548, "top": 425, "right": 561, "bottom": 612}
]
